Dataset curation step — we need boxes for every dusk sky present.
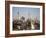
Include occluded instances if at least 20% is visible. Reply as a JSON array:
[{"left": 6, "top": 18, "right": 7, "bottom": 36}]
[{"left": 12, "top": 7, "right": 40, "bottom": 20}]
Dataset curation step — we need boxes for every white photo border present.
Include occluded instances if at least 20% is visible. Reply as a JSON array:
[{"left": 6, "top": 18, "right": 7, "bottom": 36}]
[{"left": 10, "top": 4, "right": 43, "bottom": 34}]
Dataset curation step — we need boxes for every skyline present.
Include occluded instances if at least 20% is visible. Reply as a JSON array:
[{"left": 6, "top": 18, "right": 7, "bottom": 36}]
[{"left": 12, "top": 7, "right": 40, "bottom": 21}]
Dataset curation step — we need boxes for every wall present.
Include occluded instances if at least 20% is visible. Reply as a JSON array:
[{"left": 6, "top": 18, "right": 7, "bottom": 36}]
[{"left": 0, "top": 0, "right": 46, "bottom": 38}]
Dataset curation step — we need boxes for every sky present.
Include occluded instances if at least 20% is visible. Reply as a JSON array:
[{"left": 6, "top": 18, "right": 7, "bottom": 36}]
[{"left": 12, "top": 7, "right": 40, "bottom": 20}]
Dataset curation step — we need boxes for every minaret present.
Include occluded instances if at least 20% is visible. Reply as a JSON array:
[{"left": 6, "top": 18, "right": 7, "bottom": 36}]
[
  {"left": 27, "top": 9, "right": 31, "bottom": 29},
  {"left": 34, "top": 17, "right": 37, "bottom": 23},
  {"left": 17, "top": 8, "right": 19, "bottom": 20},
  {"left": 28, "top": 9, "right": 30, "bottom": 19}
]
